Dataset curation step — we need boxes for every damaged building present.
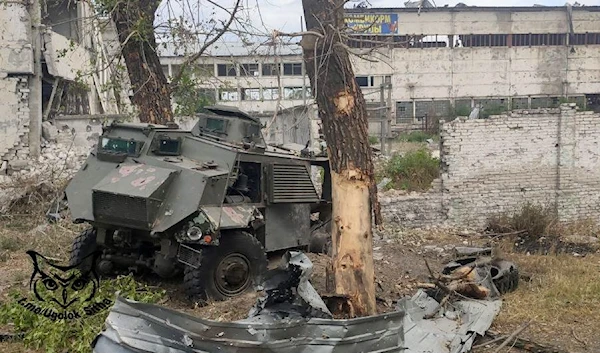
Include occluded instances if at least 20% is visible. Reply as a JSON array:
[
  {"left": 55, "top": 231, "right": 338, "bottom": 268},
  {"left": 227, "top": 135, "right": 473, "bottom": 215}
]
[
  {"left": 159, "top": 5, "right": 600, "bottom": 131},
  {"left": 0, "top": 0, "right": 130, "bottom": 174}
]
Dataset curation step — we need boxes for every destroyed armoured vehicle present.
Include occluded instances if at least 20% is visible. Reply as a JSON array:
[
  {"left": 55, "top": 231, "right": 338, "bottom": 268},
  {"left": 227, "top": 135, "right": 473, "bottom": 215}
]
[{"left": 65, "top": 106, "right": 332, "bottom": 300}]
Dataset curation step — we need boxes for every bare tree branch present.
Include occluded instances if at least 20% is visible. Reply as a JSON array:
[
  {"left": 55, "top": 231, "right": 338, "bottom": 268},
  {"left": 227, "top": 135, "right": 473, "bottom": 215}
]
[{"left": 170, "top": 0, "right": 243, "bottom": 85}]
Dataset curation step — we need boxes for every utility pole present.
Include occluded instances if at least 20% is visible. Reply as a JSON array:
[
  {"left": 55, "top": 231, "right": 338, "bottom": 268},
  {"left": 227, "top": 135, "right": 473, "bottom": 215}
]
[{"left": 28, "top": 0, "right": 42, "bottom": 157}]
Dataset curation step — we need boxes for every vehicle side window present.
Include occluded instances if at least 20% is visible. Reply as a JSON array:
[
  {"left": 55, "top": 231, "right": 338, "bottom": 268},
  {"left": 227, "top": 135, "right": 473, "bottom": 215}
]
[
  {"left": 206, "top": 118, "right": 227, "bottom": 133},
  {"left": 100, "top": 137, "right": 142, "bottom": 156},
  {"left": 152, "top": 136, "right": 182, "bottom": 156}
]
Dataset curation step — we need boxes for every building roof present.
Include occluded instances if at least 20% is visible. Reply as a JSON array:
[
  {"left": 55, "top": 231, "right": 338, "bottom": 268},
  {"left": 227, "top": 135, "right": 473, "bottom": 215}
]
[{"left": 158, "top": 40, "right": 303, "bottom": 58}]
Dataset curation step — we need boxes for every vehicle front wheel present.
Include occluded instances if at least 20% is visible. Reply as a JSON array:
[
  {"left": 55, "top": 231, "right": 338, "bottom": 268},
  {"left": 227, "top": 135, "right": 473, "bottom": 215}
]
[
  {"left": 69, "top": 228, "right": 98, "bottom": 272},
  {"left": 183, "top": 231, "right": 267, "bottom": 302}
]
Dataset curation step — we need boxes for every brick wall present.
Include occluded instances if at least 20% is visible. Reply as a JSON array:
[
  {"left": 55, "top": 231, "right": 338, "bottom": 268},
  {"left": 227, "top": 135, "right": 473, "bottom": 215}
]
[
  {"left": 382, "top": 104, "right": 600, "bottom": 228},
  {"left": 0, "top": 76, "right": 31, "bottom": 169}
]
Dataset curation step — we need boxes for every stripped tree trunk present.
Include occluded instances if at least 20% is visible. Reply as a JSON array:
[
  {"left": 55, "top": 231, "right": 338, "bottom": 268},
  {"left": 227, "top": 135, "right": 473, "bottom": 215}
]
[
  {"left": 111, "top": 0, "right": 173, "bottom": 124},
  {"left": 301, "top": 0, "right": 382, "bottom": 317}
]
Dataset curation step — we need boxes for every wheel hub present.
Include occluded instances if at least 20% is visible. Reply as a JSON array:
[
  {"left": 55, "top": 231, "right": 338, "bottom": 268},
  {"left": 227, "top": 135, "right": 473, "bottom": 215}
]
[{"left": 215, "top": 254, "right": 251, "bottom": 296}]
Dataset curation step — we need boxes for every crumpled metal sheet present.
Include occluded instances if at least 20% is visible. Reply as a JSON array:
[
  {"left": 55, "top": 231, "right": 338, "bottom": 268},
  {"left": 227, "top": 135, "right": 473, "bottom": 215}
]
[
  {"left": 92, "top": 251, "right": 405, "bottom": 353},
  {"left": 91, "top": 250, "right": 505, "bottom": 353},
  {"left": 398, "top": 290, "right": 502, "bottom": 353},
  {"left": 92, "top": 297, "right": 405, "bottom": 353},
  {"left": 247, "top": 251, "right": 333, "bottom": 320}
]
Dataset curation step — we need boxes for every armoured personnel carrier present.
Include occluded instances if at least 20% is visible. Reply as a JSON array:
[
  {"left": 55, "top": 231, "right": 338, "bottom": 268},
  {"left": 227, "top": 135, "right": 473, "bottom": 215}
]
[{"left": 65, "top": 106, "right": 331, "bottom": 300}]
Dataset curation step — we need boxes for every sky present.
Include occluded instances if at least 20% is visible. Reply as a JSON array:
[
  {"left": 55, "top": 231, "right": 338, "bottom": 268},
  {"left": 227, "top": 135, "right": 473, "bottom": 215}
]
[{"left": 248, "top": 0, "right": 600, "bottom": 33}]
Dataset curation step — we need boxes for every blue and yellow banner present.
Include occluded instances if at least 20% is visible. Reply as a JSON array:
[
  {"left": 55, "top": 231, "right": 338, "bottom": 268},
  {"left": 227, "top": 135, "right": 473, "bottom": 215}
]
[{"left": 344, "top": 13, "right": 399, "bottom": 35}]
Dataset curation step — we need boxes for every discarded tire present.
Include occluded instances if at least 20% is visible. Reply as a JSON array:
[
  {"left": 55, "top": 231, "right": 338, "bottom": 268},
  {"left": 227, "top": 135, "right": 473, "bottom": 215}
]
[{"left": 490, "top": 259, "right": 519, "bottom": 295}]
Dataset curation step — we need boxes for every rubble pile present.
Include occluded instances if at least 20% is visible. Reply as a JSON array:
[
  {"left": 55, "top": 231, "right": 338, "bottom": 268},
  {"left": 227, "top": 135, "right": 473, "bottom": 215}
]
[{"left": 0, "top": 136, "right": 90, "bottom": 211}]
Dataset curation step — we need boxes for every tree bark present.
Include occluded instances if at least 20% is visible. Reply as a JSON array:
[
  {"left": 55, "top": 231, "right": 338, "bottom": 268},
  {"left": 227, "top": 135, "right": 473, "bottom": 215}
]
[
  {"left": 301, "top": 0, "right": 382, "bottom": 317},
  {"left": 112, "top": 0, "right": 173, "bottom": 124}
]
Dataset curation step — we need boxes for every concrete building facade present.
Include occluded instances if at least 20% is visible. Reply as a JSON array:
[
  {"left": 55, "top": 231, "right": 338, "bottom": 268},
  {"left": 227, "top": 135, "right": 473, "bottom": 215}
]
[
  {"left": 0, "top": 0, "right": 129, "bottom": 174},
  {"left": 158, "top": 5, "right": 600, "bottom": 127}
]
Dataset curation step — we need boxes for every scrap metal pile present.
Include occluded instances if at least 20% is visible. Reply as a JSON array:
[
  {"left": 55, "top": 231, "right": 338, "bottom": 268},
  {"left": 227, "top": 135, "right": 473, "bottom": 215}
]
[{"left": 92, "top": 249, "right": 519, "bottom": 353}]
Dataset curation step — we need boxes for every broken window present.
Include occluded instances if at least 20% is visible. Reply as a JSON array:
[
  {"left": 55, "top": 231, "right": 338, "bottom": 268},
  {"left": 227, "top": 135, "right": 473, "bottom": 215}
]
[
  {"left": 530, "top": 97, "right": 553, "bottom": 108},
  {"left": 283, "top": 63, "right": 302, "bottom": 76},
  {"left": 42, "top": 0, "right": 80, "bottom": 42},
  {"left": 241, "top": 88, "right": 261, "bottom": 101},
  {"left": 304, "top": 87, "right": 313, "bottom": 99},
  {"left": 195, "top": 64, "right": 214, "bottom": 76},
  {"left": 219, "top": 89, "right": 239, "bottom": 101},
  {"left": 570, "top": 33, "right": 600, "bottom": 45},
  {"left": 396, "top": 101, "right": 414, "bottom": 124},
  {"left": 512, "top": 98, "right": 529, "bottom": 109},
  {"left": 262, "top": 63, "right": 280, "bottom": 76},
  {"left": 161, "top": 65, "right": 170, "bottom": 78},
  {"left": 512, "top": 33, "right": 566, "bottom": 46},
  {"left": 217, "top": 64, "right": 236, "bottom": 77},
  {"left": 262, "top": 88, "right": 280, "bottom": 100},
  {"left": 283, "top": 87, "right": 304, "bottom": 100},
  {"left": 458, "top": 34, "right": 507, "bottom": 47},
  {"left": 240, "top": 63, "right": 259, "bottom": 76},
  {"left": 171, "top": 65, "right": 182, "bottom": 79},
  {"left": 347, "top": 35, "right": 409, "bottom": 48},
  {"left": 355, "top": 76, "right": 370, "bottom": 87}
]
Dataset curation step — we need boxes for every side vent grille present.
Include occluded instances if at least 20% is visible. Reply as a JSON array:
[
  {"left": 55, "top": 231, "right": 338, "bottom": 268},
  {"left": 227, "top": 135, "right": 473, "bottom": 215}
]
[{"left": 270, "top": 164, "right": 319, "bottom": 203}]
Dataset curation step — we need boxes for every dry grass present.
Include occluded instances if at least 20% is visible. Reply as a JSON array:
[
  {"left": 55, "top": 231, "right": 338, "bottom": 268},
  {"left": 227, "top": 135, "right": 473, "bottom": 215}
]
[
  {"left": 493, "top": 252, "right": 600, "bottom": 351},
  {"left": 0, "top": 217, "right": 82, "bottom": 305},
  {"left": 0, "top": 341, "right": 37, "bottom": 353},
  {"left": 487, "top": 202, "right": 557, "bottom": 237},
  {"left": 389, "top": 140, "right": 428, "bottom": 154}
]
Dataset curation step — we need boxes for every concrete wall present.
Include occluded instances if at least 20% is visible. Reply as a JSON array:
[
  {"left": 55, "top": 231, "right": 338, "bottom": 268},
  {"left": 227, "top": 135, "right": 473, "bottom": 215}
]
[
  {"left": 382, "top": 104, "right": 600, "bottom": 228},
  {"left": 353, "top": 46, "right": 598, "bottom": 103},
  {"left": 376, "top": 8, "right": 581, "bottom": 35},
  {"left": 0, "top": 2, "right": 33, "bottom": 75},
  {"left": 261, "top": 105, "right": 315, "bottom": 146}
]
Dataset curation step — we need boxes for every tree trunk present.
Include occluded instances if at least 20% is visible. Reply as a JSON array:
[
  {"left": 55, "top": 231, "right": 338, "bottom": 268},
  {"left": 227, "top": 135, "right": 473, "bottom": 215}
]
[
  {"left": 112, "top": 1, "right": 173, "bottom": 124},
  {"left": 301, "top": 0, "right": 382, "bottom": 317}
]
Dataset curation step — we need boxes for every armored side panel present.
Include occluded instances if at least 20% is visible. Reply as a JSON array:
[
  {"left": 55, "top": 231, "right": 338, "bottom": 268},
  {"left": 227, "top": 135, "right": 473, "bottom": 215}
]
[{"left": 264, "top": 204, "right": 311, "bottom": 251}]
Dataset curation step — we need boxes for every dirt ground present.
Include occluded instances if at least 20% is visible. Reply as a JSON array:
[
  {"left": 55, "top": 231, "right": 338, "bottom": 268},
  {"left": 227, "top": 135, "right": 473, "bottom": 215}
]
[{"left": 0, "top": 213, "right": 598, "bottom": 353}]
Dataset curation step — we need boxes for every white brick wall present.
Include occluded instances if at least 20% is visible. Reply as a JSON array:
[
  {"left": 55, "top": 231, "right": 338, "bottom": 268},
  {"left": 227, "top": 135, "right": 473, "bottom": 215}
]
[
  {"left": 0, "top": 76, "right": 30, "bottom": 164},
  {"left": 383, "top": 104, "right": 600, "bottom": 228}
]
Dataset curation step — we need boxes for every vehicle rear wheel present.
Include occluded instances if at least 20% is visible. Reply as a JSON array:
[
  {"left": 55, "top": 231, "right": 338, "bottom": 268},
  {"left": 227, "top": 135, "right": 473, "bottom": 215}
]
[
  {"left": 69, "top": 228, "right": 98, "bottom": 271},
  {"left": 183, "top": 231, "right": 267, "bottom": 302}
]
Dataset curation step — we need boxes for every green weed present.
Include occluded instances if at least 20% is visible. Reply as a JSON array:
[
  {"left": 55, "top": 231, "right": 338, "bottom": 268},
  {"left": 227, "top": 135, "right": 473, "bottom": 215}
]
[
  {"left": 0, "top": 274, "right": 166, "bottom": 353},
  {"left": 379, "top": 149, "right": 439, "bottom": 191}
]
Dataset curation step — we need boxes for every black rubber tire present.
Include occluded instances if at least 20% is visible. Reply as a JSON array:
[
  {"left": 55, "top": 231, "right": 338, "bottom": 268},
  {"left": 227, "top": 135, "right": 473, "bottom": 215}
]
[
  {"left": 183, "top": 231, "right": 267, "bottom": 302},
  {"left": 69, "top": 228, "right": 98, "bottom": 271},
  {"left": 491, "top": 260, "right": 520, "bottom": 295}
]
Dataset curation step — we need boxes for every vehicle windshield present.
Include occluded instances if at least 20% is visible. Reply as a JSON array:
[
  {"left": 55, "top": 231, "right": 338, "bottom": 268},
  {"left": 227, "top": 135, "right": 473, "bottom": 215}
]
[
  {"left": 100, "top": 137, "right": 141, "bottom": 156},
  {"left": 204, "top": 118, "right": 227, "bottom": 134}
]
